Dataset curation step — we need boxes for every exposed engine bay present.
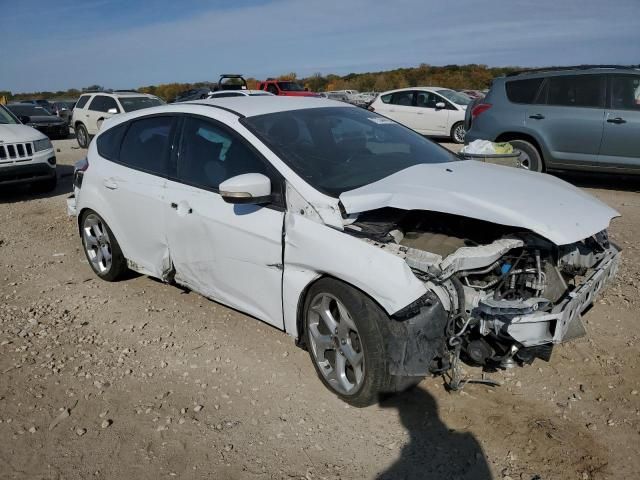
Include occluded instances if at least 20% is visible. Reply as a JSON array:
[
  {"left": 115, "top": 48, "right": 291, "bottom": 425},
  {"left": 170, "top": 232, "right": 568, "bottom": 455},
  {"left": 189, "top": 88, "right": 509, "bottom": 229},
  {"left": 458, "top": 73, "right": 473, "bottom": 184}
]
[{"left": 343, "top": 208, "right": 620, "bottom": 382}]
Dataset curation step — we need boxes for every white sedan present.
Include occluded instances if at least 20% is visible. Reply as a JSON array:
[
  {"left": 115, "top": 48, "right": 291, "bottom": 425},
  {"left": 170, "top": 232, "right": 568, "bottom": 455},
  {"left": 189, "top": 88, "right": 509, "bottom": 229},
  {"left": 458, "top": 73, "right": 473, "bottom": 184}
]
[
  {"left": 369, "top": 87, "right": 471, "bottom": 143},
  {"left": 69, "top": 97, "right": 620, "bottom": 406}
]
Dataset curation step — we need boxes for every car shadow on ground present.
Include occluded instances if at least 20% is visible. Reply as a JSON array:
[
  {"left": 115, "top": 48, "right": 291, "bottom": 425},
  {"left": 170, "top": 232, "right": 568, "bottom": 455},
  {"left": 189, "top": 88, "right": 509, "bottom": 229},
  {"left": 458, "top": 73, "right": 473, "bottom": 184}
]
[
  {"left": 552, "top": 171, "right": 640, "bottom": 193},
  {"left": 0, "top": 164, "right": 74, "bottom": 203},
  {"left": 376, "top": 387, "right": 492, "bottom": 480}
]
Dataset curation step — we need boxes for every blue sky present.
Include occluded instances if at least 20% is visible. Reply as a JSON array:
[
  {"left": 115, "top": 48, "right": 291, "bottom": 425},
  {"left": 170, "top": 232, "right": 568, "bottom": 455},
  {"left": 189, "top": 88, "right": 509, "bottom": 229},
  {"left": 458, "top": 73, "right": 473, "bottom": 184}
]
[{"left": 1, "top": 0, "right": 638, "bottom": 93}]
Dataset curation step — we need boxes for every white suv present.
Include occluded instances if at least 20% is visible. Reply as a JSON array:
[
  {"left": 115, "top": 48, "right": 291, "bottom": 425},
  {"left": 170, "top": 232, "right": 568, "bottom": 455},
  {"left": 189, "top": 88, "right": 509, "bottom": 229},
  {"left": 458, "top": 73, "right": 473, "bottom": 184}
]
[
  {"left": 0, "top": 104, "right": 57, "bottom": 191},
  {"left": 72, "top": 91, "right": 164, "bottom": 148},
  {"left": 369, "top": 87, "right": 471, "bottom": 143}
]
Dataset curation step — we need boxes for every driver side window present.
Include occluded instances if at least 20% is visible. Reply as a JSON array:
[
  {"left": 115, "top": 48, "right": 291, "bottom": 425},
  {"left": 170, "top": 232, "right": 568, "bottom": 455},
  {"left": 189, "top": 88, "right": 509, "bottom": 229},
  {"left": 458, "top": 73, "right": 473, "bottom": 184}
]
[{"left": 177, "top": 117, "right": 271, "bottom": 191}]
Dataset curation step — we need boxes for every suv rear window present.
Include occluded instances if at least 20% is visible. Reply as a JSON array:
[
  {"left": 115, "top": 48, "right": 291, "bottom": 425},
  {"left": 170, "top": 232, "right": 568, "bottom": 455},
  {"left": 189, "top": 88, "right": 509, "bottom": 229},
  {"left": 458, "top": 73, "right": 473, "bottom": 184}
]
[
  {"left": 75, "top": 95, "right": 91, "bottom": 109},
  {"left": 505, "top": 78, "right": 544, "bottom": 104},
  {"left": 547, "top": 75, "right": 604, "bottom": 108}
]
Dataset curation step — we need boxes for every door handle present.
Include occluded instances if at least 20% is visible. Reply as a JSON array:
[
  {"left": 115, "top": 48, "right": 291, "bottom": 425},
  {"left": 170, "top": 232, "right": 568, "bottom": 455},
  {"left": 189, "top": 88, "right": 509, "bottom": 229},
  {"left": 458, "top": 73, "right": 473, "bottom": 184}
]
[
  {"left": 607, "top": 117, "right": 626, "bottom": 124},
  {"left": 529, "top": 114, "right": 545, "bottom": 120},
  {"left": 103, "top": 178, "right": 118, "bottom": 190},
  {"left": 171, "top": 202, "right": 192, "bottom": 215}
]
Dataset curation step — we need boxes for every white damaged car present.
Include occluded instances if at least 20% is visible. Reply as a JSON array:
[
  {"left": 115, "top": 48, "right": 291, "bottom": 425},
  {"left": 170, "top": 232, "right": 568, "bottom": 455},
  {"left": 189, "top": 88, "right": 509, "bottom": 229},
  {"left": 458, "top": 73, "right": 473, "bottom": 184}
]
[{"left": 68, "top": 97, "right": 620, "bottom": 406}]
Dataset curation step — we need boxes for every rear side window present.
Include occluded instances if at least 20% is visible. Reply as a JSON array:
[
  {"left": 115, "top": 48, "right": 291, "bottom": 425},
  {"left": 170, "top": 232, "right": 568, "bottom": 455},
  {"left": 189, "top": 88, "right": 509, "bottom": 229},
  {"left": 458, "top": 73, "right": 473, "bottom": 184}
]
[
  {"left": 505, "top": 78, "right": 544, "bottom": 104},
  {"left": 89, "top": 95, "right": 120, "bottom": 113},
  {"left": 380, "top": 93, "right": 392, "bottom": 103},
  {"left": 75, "top": 95, "right": 91, "bottom": 109},
  {"left": 119, "top": 116, "right": 175, "bottom": 176},
  {"left": 96, "top": 122, "right": 127, "bottom": 160},
  {"left": 391, "top": 91, "right": 415, "bottom": 106},
  {"left": 547, "top": 75, "right": 604, "bottom": 108},
  {"left": 610, "top": 75, "right": 640, "bottom": 111}
]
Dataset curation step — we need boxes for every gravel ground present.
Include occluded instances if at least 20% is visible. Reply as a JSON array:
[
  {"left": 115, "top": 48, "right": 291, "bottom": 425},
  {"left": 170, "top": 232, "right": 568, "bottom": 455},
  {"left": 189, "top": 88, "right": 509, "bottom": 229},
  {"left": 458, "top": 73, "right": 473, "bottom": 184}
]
[{"left": 0, "top": 138, "right": 639, "bottom": 480}]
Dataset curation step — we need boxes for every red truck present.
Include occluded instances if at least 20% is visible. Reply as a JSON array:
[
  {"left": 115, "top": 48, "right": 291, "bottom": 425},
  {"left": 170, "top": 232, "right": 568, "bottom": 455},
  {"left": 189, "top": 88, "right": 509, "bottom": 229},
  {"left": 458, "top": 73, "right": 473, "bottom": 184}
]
[{"left": 257, "top": 79, "right": 319, "bottom": 97}]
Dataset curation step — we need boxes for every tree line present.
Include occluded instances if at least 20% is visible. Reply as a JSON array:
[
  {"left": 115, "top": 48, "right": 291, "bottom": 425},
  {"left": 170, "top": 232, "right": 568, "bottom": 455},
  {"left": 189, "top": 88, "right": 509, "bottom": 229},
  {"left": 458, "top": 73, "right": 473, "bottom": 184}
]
[{"left": 2, "top": 64, "right": 522, "bottom": 102}]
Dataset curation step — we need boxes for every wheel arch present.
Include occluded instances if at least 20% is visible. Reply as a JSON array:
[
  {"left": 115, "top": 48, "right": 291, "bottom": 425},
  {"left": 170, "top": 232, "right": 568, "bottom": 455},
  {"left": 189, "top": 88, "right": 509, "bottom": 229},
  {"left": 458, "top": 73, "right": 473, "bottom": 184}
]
[{"left": 292, "top": 273, "right": 400, "bottom": 349}]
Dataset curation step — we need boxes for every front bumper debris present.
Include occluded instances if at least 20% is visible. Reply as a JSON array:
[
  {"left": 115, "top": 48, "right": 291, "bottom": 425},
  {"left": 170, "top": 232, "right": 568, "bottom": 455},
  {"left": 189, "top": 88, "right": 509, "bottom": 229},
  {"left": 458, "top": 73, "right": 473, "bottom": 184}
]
[{"left": 504, "top": 245, "right": 620, "bottom": 347}]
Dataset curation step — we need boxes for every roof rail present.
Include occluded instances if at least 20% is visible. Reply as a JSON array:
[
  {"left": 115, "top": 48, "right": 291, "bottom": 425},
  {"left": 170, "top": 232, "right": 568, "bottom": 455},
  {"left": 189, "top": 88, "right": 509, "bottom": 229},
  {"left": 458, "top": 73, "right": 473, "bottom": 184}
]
[
  {"left": 507, "top": 65, "right": 640, "bottom": 77},
  {"left": 112, "top": 89, "right": 140, "bottom": 93}
]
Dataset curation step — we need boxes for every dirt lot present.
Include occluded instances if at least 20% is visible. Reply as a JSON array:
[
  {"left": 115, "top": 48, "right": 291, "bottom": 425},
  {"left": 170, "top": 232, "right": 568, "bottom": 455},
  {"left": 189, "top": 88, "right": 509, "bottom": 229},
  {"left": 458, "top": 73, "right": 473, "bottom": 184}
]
[{"left": 1, "top": 138, "right": 639, "bottom": 480}]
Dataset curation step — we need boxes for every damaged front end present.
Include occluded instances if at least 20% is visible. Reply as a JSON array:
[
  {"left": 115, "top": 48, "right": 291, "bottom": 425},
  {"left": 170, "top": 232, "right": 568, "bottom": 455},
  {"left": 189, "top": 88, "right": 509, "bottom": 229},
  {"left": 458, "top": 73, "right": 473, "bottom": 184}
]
[{"left": 344, "top": 209, "right": 620, "bottom": 378}]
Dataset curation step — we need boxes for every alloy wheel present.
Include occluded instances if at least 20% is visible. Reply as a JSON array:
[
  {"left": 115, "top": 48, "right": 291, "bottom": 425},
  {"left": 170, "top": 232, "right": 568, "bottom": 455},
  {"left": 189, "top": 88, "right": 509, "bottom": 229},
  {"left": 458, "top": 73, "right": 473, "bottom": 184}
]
[
  {"left": 453, "top": 124, "right": 466, "bottom": 143},
  {"left": 82, "top": 214, "right": 113, "bottom": 274},
  {"left": 307, "top": 293, "right": 365, "bottom": 395}
]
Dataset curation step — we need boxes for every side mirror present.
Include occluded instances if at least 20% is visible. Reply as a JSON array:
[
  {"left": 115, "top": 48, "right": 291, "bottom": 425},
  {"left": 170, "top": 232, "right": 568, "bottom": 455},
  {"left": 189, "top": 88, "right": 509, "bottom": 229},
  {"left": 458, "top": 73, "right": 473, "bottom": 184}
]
[
  {"left": 19, "top": 115, "right": 30, "bottom": 124},
  {"left": 219, "top": 173, "right": 272, "bottom": 205},
  {"left": 107, "top": 108, "right": 118, "bottom": 114},
  {"left": 304, "top": 87, "right": 309, "bottom": 91},
  {"left": 435, "top": 102, "right": 446, "bottom": 109}
]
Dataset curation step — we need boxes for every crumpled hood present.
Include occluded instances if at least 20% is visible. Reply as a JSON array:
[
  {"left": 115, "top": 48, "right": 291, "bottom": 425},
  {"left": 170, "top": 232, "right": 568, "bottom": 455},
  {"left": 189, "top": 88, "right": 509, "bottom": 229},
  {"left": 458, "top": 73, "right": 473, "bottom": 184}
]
[
  {"left": 0, "top": 124, "right": 46, "bottom": 142},
  {"left": 339, "top": 161, "right": 619, "bottom": 245}
]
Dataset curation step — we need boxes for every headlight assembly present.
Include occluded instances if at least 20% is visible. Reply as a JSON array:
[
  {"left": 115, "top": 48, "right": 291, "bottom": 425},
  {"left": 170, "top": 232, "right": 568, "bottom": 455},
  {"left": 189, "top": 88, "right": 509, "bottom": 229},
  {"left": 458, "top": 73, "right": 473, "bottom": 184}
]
[{"left": 33, "top": 138, "right": 53, "bottom": 152}]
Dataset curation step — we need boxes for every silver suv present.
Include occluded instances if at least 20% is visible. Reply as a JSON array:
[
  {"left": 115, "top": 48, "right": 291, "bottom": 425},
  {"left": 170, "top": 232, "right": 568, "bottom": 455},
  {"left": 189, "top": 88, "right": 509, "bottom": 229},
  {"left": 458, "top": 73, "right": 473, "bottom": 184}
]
[{"left": 465, "top": 65, "right": 640, "bottom": 173}]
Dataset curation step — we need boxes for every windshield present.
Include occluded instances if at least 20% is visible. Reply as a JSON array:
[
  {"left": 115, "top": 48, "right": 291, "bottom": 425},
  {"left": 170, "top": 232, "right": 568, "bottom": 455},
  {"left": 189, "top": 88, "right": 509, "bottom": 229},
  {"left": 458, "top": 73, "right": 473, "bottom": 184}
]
[
  {"left": 0, "top": 105, "right": 19, "bottom": 124},
  {"left": 277, "top": 82, "right": 305, "bottom": 92},
  {"left": 7, "top": 105, "right": 51, "bottom": 116},
  {"left": 119, "top": 96, "right": 164, "bottom": 112},
  {"left": 436, "top": 89, "right": 471, "bottom": 106},
  {"left": 248, "top": 92, "right": 272, "bottom": 96},
  {"left": 242, "top": 106, "right": 454, "bottom": 197}
]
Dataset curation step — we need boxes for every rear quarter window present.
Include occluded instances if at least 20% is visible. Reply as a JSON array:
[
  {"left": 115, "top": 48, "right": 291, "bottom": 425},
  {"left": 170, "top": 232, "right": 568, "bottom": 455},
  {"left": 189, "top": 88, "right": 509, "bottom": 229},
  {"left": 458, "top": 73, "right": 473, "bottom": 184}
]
[
  {"left": 96, "top": 122, "right": 128, "bottom": 160},
  {"left": 75, "top": 95, "right": 91, "bottom": 109},
  {"left": 505, "top": 78, "right": 544, "bottom": 104},
  {"left": 380, "top": 93, "right": 392, "bottom": 104}
]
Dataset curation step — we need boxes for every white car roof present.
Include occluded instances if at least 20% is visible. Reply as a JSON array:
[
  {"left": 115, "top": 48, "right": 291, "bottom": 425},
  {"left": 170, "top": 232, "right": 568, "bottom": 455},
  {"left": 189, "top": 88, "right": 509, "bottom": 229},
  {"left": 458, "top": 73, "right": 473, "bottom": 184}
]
[
  {"left": 183, "top": 96, "right": 353, "bottom": 117},
  {"left": 379, "top": 87, "right": 448, "bottom": 95},
  {"left": 209, "top": 90, "right": 272, "bottom": 96}
]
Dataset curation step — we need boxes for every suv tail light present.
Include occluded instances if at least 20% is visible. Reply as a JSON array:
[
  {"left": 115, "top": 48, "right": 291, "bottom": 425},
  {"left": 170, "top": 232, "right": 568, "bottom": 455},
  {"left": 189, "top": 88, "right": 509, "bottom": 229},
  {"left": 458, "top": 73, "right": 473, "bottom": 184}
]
[{"left": 471, "top": 103, "right": 492, "bottom": 119}]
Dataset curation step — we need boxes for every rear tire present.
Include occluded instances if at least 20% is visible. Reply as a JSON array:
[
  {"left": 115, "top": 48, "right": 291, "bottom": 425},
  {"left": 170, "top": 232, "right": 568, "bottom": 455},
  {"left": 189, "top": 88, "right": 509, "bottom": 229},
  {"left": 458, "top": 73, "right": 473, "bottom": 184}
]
[
  {"left": 80, "top": 210, "right": 127, "bottom": 281},
  {"left": 75, "top": 123, "right": 89, "bottom": 148},
  {"left": 303, "top": 278, "right": 420, "bottom": 407},
  {"left": 450, "top": 122, "right": 466, "bottom": 144},
  {"left": 509, "top": 139, "right": 544, "bottom": 172}
]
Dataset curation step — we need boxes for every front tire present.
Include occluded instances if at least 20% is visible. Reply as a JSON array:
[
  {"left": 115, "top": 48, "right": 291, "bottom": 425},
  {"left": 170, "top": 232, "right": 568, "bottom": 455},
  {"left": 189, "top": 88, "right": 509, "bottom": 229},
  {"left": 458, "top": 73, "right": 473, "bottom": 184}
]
[
  {"left": 80, "top": 211, "right": 127, "bottom": 281},
  {"left": 75, "top": 123, "right": 89, "bottom": 148},
  {"left": 303, "top": 278, "right": 394, "bottom": 407},
  {"left": 451, "top": 122, "right": 466, "bottom": 144},
  {"left": 509, "top": 139, "right": 544, "bottom": 172}
]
